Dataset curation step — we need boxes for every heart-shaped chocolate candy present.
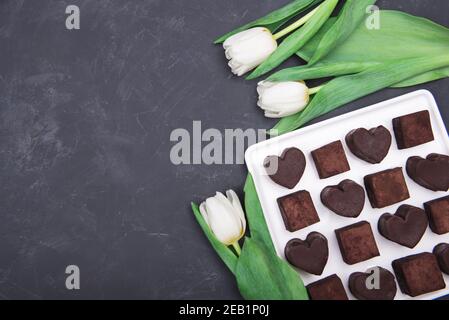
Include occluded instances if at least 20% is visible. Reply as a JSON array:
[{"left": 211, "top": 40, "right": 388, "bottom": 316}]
[
  {"left": 349, "top": 267, "right": 397, "bottom": 300},
  {"left": 264, "top": 148, "right": 306, "bottom": 189},
  {"left": 284, "top": 232, "right": 328, "bottom": 275},
  {"left": 434, "top": 243, "right": 449, "bottom": 274},
  {"left": 346, "top": 126, "right": 392, "bottom": 164},
  {"left": 378, "top": 204, "right": 428, "bottom": 248},
  {"left": 406, "top": 153, "right": 449, "bottom": 192},
  {"left": 320, "top": 179, "right": 365, "bottom": 218}
]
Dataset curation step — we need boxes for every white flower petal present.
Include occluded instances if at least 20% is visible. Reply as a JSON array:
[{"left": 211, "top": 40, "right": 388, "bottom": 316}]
[
  {"left": 199, "top": 202, "right": 210, "bottom": 227},
  {"left": 223, "top": 28, "right": 277, "bottom": 76},
  {"left": 198, "top": 190, "right": 248, "bottom": 246},
  {"left": 264, "top": 110, "right": 281, "bottom": 118},
  {"left": 226, "top": 189, "right": 246, "bottom": 234},
  {"left": 257, "top": 81, "right": 309, "bottom": 118},
  {"left": 214, "top": 192, "right": 238, "bottom": 215},
  {"left": 205, "top": 196, "right": 242, "bottom": 245}
]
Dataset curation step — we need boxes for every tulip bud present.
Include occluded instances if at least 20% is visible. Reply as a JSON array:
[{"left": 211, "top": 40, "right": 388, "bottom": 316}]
[
  {"left": 257, "top": 81, "right": 310, "bottom": 118},
  {"left": 223, "top": 27, "right": 278, "bottom": 76},
  {"left": 199, "top": 190, "right": 246, "bottom": 247}
]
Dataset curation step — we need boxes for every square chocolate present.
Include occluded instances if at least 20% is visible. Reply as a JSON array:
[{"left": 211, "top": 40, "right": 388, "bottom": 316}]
[
  {"left": 335, "top": 221, "right": 380, "bottom": 265},
  {"left": 392, "top": 253, "right": 445, "bottom": 297},
  {"left": 393, "top": 110, "right": 434, "bottom": 149},
  {"left": 311, "top": 140, "right": 350, "bottom": 179},
  {"left": 306, "top": 274, "right": 349, "bottom": 300},
  {"left": 364, "top": 167, "right": 410, "bottom": 208},
  {"left": 277, "top": 190, "right": 320, "bottom": 232},
  {"left": 424, "top": 195, "right": 449, "bottom": 235}
]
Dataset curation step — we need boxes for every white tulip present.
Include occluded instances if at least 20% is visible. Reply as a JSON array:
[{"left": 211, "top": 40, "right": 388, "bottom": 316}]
[
  {"left": 199, "top": 190, "right": 246, "bottom": 248},
  {"left": 257, "top": 80, "right": 310, "bottom": 118},
  {"left": 223, "top": 27, "right": 277, "bottom": 76}
]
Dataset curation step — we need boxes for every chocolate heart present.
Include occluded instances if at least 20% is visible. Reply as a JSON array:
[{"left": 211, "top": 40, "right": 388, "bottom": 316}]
[
  {"left": 433, "top": 243, "right": 449, "bottom": 274},
  {"left": 378, "top": 204, "right": 428, "bottom": 248},
  {"left": 264, "top": 148, "right": 306, "bottom": 189},
  {"left": 349, "top": 267, "right": 397, "bottom": 300},
  {"left": 284, "top": 232, "right": 328, "bottom": 275},
  {"left": 320, "top": 179, "right": 365, "bottom": 218},
  {"left": 406, "top": 153, "right": 449, "bottom": 191},
  {"left": 346, "top": 126, "right": 392, "bottom": 164}
]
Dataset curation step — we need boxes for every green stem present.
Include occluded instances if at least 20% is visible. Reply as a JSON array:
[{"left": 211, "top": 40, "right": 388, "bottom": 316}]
[
  {"left": 231, "top": 242, "right": 242, "bottom": 256},
  {"left": 273, "top": 5, "right": 321, "bottom": 40},
  {"left": 308, "top": 84, "right": 324, "bottom": 95}
]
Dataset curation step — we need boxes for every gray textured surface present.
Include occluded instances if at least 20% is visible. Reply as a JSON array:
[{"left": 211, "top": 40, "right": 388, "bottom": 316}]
[{"left": 0, "top": 0, "right": 448, "bottom": 300}]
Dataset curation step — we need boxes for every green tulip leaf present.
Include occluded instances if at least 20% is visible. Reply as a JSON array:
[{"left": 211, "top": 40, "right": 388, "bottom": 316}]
[
  {"left": 267, "top": 61, "right": 377, "bottom": 82},
  {"left": 236, "top": 237, "right": 309, "bottom": 300},
  {"left": 300, "top": 11, "right": 449, "bottom": 63},
  {"left": 241, "top": 177, "right": 308, "bottom": 300},
  {"left": 392, "top": 66, "right": 449, "bottom": 88},
  {"left": 247, "top": 0, "right": 339, "bottom": 80},
  {"left": 292, "top": 10, "right": 449, "bottom": 87},
  {"left": 273, "top": 55, "right": 449, "bottom": 135},
  {"left": 191, "top": 202, "right": 238, "bottom": 275},
  {"left": 308, "top": 0, "right": 378, "bottom": 65},
  {"left": 214, "top": 0, "right": 323, "bottom": 44},
  {"left": 244, "top": 175, "right": 275, "bottom": 253}
]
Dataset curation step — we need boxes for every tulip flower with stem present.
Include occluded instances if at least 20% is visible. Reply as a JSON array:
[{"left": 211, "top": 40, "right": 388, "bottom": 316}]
[
  {"left": 198, "top": 190, "right": 246, "bottom": 255},
  {"left": 223, "top": 0, "right": 337, "bottom": 77}
]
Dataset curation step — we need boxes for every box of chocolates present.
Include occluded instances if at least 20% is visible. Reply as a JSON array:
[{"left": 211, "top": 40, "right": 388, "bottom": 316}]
[{"left": 245, "top": 90, "right": 449, "bottom": 300}]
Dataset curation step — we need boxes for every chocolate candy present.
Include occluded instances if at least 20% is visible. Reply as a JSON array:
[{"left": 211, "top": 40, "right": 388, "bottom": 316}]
[
  {"left": 264, "top": 147, "right": 306, "bottom": 189},
  {"left": 306, "top": 274, "right": 349, "bottom": 300},
  {"left": 433, "top": 243, "right": 449, "bottom": 275},
  {"left": 424, "top": 195, "right": 449, "bottom": 234},
  {"left": 320, "top": 179, "right": 365, "bottom": 218},
  {"left": 284, "top": 232, "right": 328, "bottom": 275},
  {"left": 349, "top": 267, "right": 397, "bottom": 300},
  {"left": 392, "top": 252, "right": 445, "bottom": 297},
  {"left": 406, "top": 153, "right": 449, "bottom": 192},
  {"left": 277, "top": 190, "right": 320, "bottom": 232},
  {"left": 393, "top": 110, "right": 434, "bottom": 149},
  {"left": 345, "top": 126, "right": 392, "bottom": 164},
  {"left": 378, "top": 205, "right": 428, "bottom": 248},
  {"left": 311, "top": 140, "right": 350, "bottom": 179},
  {"left": 364, "top": 168, "right": 410, "bottom": 208},
  {"left": 335, "top": 221, "right": 380, "bottom": 265}
]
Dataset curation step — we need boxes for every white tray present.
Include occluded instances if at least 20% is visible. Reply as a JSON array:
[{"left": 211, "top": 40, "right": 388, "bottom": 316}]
[{"left": 245, "top": 90, "right": 449, "bottom": 300}]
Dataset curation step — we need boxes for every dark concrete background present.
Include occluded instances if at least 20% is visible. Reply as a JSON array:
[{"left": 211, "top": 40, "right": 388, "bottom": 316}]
[{"left": 0, "top": 0, "right": 447, "bottom": 299}]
